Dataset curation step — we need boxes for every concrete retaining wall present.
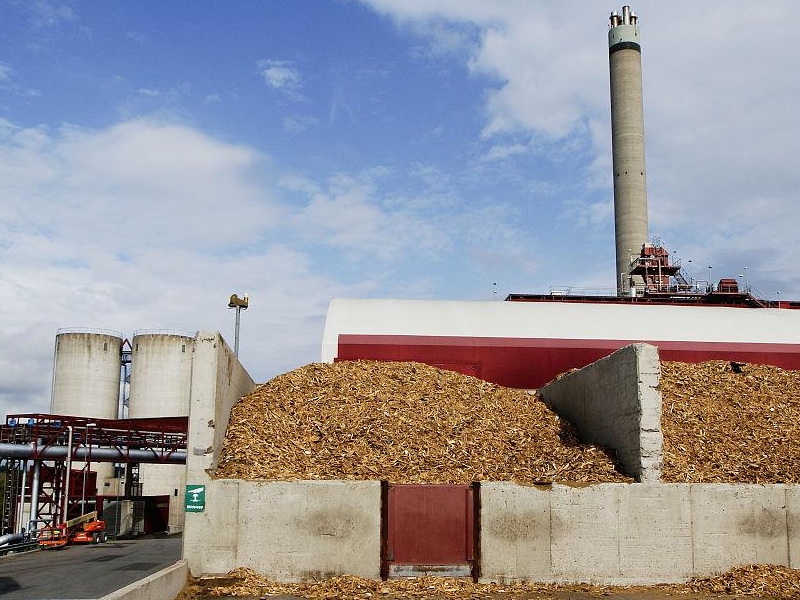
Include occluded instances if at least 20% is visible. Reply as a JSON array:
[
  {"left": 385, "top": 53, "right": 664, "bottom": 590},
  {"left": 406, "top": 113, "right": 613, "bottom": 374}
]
[
  {"left": 184, "top": 478, "right": 800, "bottom": 585},
  {"left": 180, "top": 336, "right": 799, "bottom": 586},
  {"left": 183, "top": 331, "right": 257, "bottom": 576},
  {"left": 185, "top": 479, "right": 381, "bottom": 580},
  {"left": 480, "top": 482, "right": 800, "bottom": 585},
  {"left": 186, "top": 331, "right": 257, "bottom": 473},
  {"left": 100, "top": 559, "right": 187, "bottom": 600},
  {"left": 182, "top": 331, "right": 383, "bottom": 580},
  {"left": 539, "top": 343, "right": 662, "bottom": 481}
]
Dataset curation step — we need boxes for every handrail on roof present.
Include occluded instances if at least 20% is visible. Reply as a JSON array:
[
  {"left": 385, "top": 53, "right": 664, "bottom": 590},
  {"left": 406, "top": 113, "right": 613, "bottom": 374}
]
[{"left": 56, "top": 327, "right": 124, "bottom": 338}]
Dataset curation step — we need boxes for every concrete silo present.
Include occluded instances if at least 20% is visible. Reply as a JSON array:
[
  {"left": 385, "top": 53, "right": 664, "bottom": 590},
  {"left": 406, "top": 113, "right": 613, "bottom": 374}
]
[
  {"left": 128, "top": 331, "right": 194, "bottom": 419},
  {"left": 50, "top": 328, "right": 124, "bottom": 497},
  {"left": 609, "top": 5, "right": 649, "bottom": 295},
  {"left": 128, "top": 330, "right": 195, "bottom": 533},
  {"left": 51, "top": 328, "right": 123, "bottom": 419}
]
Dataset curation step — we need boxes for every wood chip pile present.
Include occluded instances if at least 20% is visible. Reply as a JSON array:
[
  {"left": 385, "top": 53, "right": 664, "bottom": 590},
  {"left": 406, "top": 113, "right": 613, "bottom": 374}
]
[
  {"left": 184, "top": 569, "right": 551, "bottom": 599},
  {"left": 683, "top": 564, "right": 800, "bottom": 597},
  {"left": 180, "top": 565, "right": 800, "bottom": 599},
  {"left": 216, "top": 360, "right": 630, "bottom": 484},
  {"left": 660, "top": 360, "right": 800, "bottom": 483}
]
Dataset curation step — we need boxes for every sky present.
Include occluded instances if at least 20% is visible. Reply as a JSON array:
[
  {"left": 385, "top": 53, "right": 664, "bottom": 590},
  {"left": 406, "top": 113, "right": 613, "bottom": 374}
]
[{"left": 2, "top": 1, "right": 799, "bottom": 419}]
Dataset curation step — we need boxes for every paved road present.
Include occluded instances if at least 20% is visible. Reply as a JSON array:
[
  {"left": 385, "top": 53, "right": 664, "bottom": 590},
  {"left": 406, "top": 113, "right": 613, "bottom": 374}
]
[{"left": 0, "top": 534, "right": 182, "bottom": 600}]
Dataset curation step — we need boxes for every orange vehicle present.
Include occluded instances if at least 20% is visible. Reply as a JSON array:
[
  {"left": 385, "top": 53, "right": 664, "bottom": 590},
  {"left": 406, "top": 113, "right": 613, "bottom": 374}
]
[{"left": 39, "top": 511, "right": 108, "bottom": 548}]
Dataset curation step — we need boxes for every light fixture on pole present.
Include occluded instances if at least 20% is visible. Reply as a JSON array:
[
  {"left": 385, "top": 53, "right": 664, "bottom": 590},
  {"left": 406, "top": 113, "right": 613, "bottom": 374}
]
[{"left": 228, "top": 293, "right": 249, "bottom": 357}]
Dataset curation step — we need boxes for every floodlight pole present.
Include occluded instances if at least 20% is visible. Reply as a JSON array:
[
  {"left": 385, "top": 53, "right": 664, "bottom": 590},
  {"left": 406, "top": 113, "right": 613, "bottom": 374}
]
[
  {"left": 227, "top": 293, "right": 249, "bottom": 357},
  {"left": 234, "top": 308, "right": 241, "bottom": 356}
]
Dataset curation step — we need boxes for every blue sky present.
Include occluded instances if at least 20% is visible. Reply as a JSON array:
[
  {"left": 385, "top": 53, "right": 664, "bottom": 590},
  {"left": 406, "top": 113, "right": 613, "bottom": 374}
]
[{"left": 2, "top": 1, "right": 799, "bottom": 418}]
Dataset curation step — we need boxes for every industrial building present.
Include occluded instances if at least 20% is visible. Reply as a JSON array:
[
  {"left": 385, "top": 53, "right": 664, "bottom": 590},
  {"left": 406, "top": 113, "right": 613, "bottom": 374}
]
[
  {"left": 180, "top": 5, "right": 799, "bottom": 586},
  {"left": 2, "top": 4, "right": 800, "bottom": 592},
  {"left": 323, "top": 297, "right": 800, "bottom": 390},
  {"left": 1, "top": 328, "right": 194, "bottom": 541}
]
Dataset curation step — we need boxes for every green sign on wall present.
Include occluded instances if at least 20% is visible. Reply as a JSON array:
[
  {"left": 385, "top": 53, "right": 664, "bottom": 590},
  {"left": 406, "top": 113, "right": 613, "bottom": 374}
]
[{"left": 185, "top": 484, "right": 206, "bottom": 512}]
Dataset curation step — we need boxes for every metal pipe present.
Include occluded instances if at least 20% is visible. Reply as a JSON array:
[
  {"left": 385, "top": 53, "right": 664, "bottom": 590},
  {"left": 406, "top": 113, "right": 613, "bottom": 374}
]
[
  {"left": 234, "top": 305, "right": 242, "bottom": 356},
  {"left": 29, "top": 461, "right": 41, "bottom": 532},
  {"left": 81, "top": 466, "right": 87, "bottom": 514},
  {"left": 81, "top": 425, "right": 90, "bottom": 514},
  {"left": 16, "top": 460, "right": 28, "bottom": 533},
  {"left": 0, "top": 443, "right": 186, "bottom": 463},
  {"left": 228, "top": 293, "right": 249, "bottom": 357},
  {"left": 63, "top": 426, "right": 73, "bottom": 525},
  {"left": 0, "top": 533, "right": 24, "bottom": 547}
]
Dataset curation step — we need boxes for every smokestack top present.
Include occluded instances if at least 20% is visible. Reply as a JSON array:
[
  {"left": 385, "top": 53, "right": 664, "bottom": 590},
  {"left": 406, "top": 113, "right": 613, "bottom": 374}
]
[
  {"left": 609, "top": 5, "right": 641, "bottom": 51},
  {"left": 610, "top": 6, "right": 638, "bottom": 27}
]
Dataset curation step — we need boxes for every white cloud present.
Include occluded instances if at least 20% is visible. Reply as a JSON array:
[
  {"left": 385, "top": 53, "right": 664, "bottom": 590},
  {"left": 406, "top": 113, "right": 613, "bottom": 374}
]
[
  {"left": 481, "top": 143, "right": 527, "bottom": 162},
  {"left": 0, "top": 117, "right": 537, "bottom": 418},
  {"left": 25, "top": 0, "right": 76, "bottom": 27},
  {"left": 283, "top": 114, "right": 319, "bottom": 133},
  {"left": 362, "top": 1, "right": 604, "bottom": 140},
  {"left": 292, "top": 169, "right": 451, "bottom": 262},
  {"left": 257, "top": 59, "right": 304, "bottom": 100},
  {"left": 38, "top": 120, "right": 280, "bottom": 248},
  {"left": 0, "top": 119, "right": 296, "bottom": 416},
  {"left": 0, "top": 62, "right": 13, "bottom": 82},
  {"left": 0, "top": 61, "right": 41, "bottom": 98}
]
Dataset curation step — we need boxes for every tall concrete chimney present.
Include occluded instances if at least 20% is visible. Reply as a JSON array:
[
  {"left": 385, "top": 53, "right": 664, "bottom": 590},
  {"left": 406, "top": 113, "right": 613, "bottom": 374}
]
[{"left": 609, "top": 6, "right": 649, "bottom": 295}]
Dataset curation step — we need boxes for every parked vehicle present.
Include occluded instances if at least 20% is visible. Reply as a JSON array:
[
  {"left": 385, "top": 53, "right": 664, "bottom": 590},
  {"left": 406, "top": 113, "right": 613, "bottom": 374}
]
[{"left": 39, "top": 511, "right": 107, "bottom": 548}]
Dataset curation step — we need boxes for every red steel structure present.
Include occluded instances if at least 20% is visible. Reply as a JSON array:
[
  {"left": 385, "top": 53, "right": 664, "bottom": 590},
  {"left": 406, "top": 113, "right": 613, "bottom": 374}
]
[{"left": 0, "top": 414, "right": 187, "bottom": 535}]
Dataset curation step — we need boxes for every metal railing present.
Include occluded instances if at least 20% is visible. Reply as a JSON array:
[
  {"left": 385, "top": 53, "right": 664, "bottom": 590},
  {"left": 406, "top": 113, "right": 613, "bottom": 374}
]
[
  {"left": 56, "top": 327, "right": 124, "bottom": 338},
  {"left": 548, "top": 286, "right": 619, "bottom": 297},
  {"left": 132, "top": 328, "right": 196, "bottom": 338},
  {"left": 0, "top": 535, "right": 39, "bottom": 556}
]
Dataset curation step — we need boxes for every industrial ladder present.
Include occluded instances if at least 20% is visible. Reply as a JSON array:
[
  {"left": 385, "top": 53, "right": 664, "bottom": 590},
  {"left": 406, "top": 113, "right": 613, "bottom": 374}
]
[{"left": 0, "top": 462, "right": 21, "bottom": 533}]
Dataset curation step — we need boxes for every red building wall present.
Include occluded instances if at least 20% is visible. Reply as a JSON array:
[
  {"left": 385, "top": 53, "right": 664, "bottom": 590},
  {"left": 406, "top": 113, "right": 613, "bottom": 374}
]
[{"left": 338, "top": 334, "right": 800, "bottom": 389}]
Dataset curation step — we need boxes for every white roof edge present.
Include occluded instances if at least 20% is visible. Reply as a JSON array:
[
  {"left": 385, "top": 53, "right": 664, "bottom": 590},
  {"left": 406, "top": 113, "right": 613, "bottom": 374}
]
[{"left": 322, "top": 297, "right": 800, "bottom": 349}]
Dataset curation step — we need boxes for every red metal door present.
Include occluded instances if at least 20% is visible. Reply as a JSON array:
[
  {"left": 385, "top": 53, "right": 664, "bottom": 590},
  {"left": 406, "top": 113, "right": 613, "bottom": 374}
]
[{"left": 384, "top": 484, "right": 477, "bottom": 578}]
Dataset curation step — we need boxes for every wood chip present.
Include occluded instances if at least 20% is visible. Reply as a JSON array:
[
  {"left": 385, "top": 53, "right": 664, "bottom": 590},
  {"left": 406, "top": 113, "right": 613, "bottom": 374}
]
[
  {"left": 180, "top": 565, "right": 800, "bottom": 599},
  {"left": 215, "top": 360, "right": 630, "bottom": 484},
  {"left": 196, "top": 360, "right": 800, "bottom": 598},
  {"left": 683, "top": 563, "right": 800, "bottom": 597},
  {"left": 661, "top": 360, "right": 800, "bottom": 483}
]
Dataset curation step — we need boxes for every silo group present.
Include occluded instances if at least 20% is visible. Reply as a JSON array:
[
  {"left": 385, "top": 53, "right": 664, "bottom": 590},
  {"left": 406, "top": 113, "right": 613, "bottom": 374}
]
[{"left": 50, "top": 328, "right": 194, "bottom": 533}]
